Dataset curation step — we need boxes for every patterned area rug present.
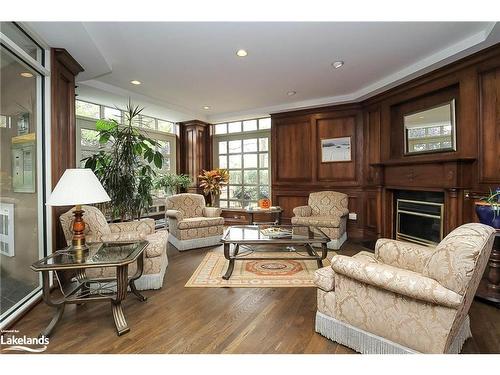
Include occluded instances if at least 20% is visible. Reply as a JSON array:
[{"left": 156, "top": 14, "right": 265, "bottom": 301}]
[{"left": 185, "top": 247, "right": 334, "bottom": 288}]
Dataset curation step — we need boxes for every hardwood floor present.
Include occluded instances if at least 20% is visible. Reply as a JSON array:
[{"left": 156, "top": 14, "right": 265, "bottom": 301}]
[{"left": 6, "top": 241, "right": 500, "bottom": 354}]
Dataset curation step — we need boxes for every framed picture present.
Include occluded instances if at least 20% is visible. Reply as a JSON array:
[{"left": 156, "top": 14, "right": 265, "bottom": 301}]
[{"left": 321, "top": 136, "right": 352, "bottom": 162}]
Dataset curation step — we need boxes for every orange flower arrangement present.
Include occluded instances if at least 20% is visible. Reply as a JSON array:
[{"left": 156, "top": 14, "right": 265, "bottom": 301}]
[{"left": 198, "top": 168, "right": 229, "bottom": 206}]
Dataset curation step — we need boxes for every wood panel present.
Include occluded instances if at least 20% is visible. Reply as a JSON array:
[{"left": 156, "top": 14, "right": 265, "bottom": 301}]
[
  {"left": 364, "top": 108, "right": 382, "bottom": 186},
  {"left": 479, "top": 66, "right": 500, "bottom": 184},
  {"left": 50, "top": 48, "right": 83, "bottom": 250},
  {"left": 179, "top": 120, "right": 211, "bottom": 195},
  {"left": 273, "top": 193, "right": 309, "bottom": 223},
  {"left": 272, "top": 117, "right": 312, "bottom": 183},
  {"left": 270, "top": 44, "right": 500, "bottom": 242},
  {"left": 316, "top": 115, "right": 357, "bottom": 183}
]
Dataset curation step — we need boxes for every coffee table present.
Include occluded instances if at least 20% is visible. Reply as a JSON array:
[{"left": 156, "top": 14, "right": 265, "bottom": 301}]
[
  {"left": 221, "top": 225, "right": 330, "bottom": 280},
  {"left": 31, "top": 241, "right": 148, "bottom": 337}
]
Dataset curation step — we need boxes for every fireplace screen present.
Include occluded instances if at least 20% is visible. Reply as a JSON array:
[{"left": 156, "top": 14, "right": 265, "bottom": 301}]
[{"left": 396, "top": 199, "right": 444, "bottom": 246}]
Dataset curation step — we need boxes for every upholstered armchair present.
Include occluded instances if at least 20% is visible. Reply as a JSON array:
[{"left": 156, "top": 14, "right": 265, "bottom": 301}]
[
  {"left": 314, "top": 223, "right": 496, "bottom": 354},
  {"left": 60, "top": 205, "right": 168, "bottom": 290},
  {"left": 291, "top": 191, "right": 349, "bottom": 249},
  {"left": 165, "top": 193, "right": 224, "bottom": 251}
]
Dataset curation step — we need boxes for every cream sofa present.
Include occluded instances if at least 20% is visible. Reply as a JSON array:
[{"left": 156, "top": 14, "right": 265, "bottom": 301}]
[
  {"left": 291, "top": 191, "right": 349, "bottom": 249},
  {"left": 60, "top": 205, "right": 168, "bottom": 290},
  {"left": 314, "top": 223, "right": 495, "bottom": 354},
  {"left": 165, "top": 193, "right": 224, "bottom": 251}
]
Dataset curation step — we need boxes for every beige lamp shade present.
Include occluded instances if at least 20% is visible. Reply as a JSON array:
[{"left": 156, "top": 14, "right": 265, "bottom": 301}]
[{"left": 46, "top": 168, "right": 111, "bottom": 206}]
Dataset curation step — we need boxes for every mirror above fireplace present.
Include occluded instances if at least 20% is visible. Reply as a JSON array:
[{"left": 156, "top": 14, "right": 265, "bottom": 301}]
[{"left": 404, "top": 99, "right": 456, "bottom": 155}]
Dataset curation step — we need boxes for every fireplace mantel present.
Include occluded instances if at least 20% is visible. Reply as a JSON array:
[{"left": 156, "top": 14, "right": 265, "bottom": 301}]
[
  {"left": 370, "top": 157, "right": 476, "bottom": 167},
  {"left": 370, "top": 157, "right": 476, "bottom": 190}
]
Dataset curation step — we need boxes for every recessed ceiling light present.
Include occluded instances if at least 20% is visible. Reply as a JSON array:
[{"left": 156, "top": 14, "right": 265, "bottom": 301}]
[
  {"left": 20, "top": 72, "right": 33, "bottom": 78},
  {"left": 203, "top": 106, "right": 211, "bottom": 110},
  {"left": 331, "top": 61, "right": 344, "bottom": 69},
  {"left": 287, "top": 91, "right": 297, "bottom": 96},
  {"left": 236, "top": 49, "right": 248, "bottom": 57},
  {"left": 130, "top": 80, "right": 141, "bottom": 85}
]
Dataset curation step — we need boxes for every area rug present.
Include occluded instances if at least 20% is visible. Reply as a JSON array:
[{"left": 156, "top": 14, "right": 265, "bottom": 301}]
[{"left": 185, "top": 248, "right": 334, "bottom": 288}]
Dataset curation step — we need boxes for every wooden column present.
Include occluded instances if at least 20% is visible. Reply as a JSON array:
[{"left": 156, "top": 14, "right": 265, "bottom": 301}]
[
  {"left": 179, "top": 120, "right": 212, "bottom": 195},
  {"left": 51, "top": 48, "right": 84, "bottom": 250}
]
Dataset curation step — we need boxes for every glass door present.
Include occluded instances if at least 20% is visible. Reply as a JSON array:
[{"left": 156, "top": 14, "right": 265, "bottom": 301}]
[{"left": 0, "top": 23, "right": 46, "bottom": 324}]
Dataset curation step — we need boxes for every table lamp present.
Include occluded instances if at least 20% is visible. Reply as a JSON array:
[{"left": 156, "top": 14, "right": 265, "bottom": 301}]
[{"left": 47, "top": 168, "right": 111, "bottom": 251}]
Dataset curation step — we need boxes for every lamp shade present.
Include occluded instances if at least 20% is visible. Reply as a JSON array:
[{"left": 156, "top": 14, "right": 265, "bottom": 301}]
[{"left": 46, "top": 168, "right": 111, "bottom": 206}]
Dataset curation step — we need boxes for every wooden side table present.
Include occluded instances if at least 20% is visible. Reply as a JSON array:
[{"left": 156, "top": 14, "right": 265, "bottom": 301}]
[{"left": 475, "top": 230, "right": 500, "bottom": 307}]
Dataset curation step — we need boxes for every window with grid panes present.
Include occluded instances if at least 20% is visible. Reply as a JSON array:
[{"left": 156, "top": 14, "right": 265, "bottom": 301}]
[
  {"left": 75, "top": 99, "right": 176, "bottom": 173},
  {"left": 214, "top": 117, "right": 271, "bottom": 208}
]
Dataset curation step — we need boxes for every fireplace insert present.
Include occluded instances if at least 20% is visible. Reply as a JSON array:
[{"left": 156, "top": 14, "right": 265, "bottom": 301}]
[{"left": 395, "top": 192, "right": 444, "bottom": 246}]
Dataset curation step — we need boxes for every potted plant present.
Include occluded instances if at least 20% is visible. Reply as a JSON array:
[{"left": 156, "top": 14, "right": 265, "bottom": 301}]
[
  {"left": 82, "top": 100, "right": 164, "bottom": 221},
  {"left": 155, "top": 173, "right": 192, "bottom": 196},
  {"left": 198, "top": 168, "right": 229, "bottom": 207},
  {"left": 475, "top": 188, "right": 500, "bottom": 229}
]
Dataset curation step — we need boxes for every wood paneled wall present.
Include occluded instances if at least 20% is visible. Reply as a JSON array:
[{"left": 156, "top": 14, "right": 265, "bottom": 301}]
[
  {"left": 179, "top": 120, "right": 212, "bottom": 195},
  {"left": 51, "top": 48, "right": 84, "bottom": 250},
  {"left": 271, "top": 42, "right": 500, "bottom": 240},
  {"left": 271, "top": 105, "right": 366, "bottom": 238}
]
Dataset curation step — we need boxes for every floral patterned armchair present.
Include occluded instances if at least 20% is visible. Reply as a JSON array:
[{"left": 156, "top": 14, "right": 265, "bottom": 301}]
[
  {"left": 291, "top": 191, "right": 349, "bottom": 249},
  {"left": 60, "top": 205, "right": 168, "bottom": 290},
  {"left": 314, "top": 223, "right": 496, "bottom": 353},
  {"left": 165, "top": 193, "right": 224, "bottom": 251}
]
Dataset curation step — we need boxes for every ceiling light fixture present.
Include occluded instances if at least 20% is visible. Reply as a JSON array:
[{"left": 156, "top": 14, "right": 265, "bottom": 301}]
[
  {"left": 236, "top": 49, "right": 248, "bottom": 57},
  {"left": 20, "top": 72, "right": 33, "bottom": 78},
  {"left": 130, "top": 80, "right": 141, "bottom": 85},
  {"left": 203, "top": 106, "right": 211, "bottom": 110},
  {"left": 332, "top": 61, "right": 344, "bottom": 69},
  {"left": 287, "top": 91, "right": 297, "bottom": 96}
]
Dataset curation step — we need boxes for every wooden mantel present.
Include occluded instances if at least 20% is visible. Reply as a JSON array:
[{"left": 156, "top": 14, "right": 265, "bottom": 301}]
[{"left": 371, "top": 157, "right": 476, "bottom": 191}]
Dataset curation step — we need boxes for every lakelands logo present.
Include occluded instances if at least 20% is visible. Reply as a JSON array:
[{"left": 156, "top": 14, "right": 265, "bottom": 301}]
[{"left": 1, "top": 330, "right": 49, "bottom": 353}]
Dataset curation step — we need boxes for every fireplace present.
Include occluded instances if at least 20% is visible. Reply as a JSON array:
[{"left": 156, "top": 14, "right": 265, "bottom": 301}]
[{"left": 395, "top": 191, "right": 444, "bottom": 246}]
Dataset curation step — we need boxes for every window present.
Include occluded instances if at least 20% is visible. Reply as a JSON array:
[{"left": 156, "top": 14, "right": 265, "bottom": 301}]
[
  {"left": 103, "top": 106, "right": 121, "bottom": 123},
  {"left": 76, "top": 99, "right": 176, "bottom": 135},
  {"left": 76, "top": 100, "right": 177, "bottom": 173},
  {"left": 214, "top": 117, "right": 271, "bottom": 208},
  {"left": 0, "top": 22, "right": 48, "bottom": 325},
  {"left": 76, "top": 100, "right": 100, "bottom": 119}
]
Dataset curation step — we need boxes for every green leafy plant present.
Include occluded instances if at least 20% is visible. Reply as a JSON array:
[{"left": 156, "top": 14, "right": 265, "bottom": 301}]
[
  {"left": 479, "top": 188, "right": 500, "bottom": 218},
  {"left": 82, "top": 100, "right": 163, "bottom": 221},
  {"left": 233, "top": 186, "right": 270, "bottom": 207},
  {"left": 155, "top": 173, "right": 192, "bottom": 195}
]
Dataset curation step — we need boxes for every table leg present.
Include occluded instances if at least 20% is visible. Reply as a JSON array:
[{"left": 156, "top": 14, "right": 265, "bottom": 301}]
[
  {"left": 111, "top": 265, "right": 130, "bottom": 336},
  {"left": 318, "top": 243, "right": 328, "bottom": 268},
  {"left": 40, "top": 271, "right": 65, "bottom": 338},
  {"left": 223, "top": 243, "right": 235, "bottom": 280},
  {"left": 129, "top": 252, "right": 147, "bottom": 302}
]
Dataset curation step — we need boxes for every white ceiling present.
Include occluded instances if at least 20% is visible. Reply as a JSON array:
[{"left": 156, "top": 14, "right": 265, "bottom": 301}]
[{"left": 25, "top": 22, "right": 500, "bottom": 122}]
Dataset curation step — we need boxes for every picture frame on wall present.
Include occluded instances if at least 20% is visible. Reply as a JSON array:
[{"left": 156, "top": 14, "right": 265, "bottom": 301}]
[{"left": 321, "top": 136, "right": 352, "bottom": 162}]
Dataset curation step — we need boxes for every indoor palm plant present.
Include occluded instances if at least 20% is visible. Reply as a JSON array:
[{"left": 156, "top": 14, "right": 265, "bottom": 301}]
[
  {"left": 198, "top": 168, "right": 229, "bottom": 207},
  {"left": 82, "top": 101, "right": 163, "bottom": 221},
  {"left": 475, "top": 188, "right": 500, "bottom": 229}
]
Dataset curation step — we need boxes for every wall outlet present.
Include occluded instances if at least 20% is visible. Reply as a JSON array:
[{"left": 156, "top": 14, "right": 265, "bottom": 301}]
[{"left": 348, "top": 212, "right": 357, "bottom": 220}]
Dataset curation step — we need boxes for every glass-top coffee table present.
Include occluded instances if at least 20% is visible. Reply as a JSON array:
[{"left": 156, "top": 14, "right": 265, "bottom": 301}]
[
  {"left": 31, "top": 241, "right": 149, "bottom": 337},
  {"left": 221, "top": 225, "right": 330, "bottom": 280}
]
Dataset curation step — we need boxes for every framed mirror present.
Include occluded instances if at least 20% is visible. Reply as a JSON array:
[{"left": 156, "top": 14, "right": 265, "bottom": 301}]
[{"left": 404, "top": 99, "right": 456, "bottom": 155}]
